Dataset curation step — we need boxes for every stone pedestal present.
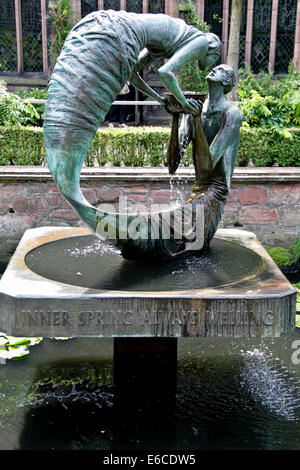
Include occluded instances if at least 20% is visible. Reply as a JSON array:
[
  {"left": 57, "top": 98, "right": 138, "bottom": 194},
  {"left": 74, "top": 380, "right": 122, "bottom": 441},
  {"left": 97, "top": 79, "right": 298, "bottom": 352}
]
[{"left": 0, "top": 226, "right": 296, "bottom": 338}]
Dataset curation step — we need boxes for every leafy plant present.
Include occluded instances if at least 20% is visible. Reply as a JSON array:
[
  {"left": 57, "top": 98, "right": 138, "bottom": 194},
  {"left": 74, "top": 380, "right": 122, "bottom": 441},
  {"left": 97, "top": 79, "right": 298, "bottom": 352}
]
[
  {"left": 265, "top": 246, "right": 294, "bottom": 267},
  {"left": 238, "top": 63, "right": 300, "bottom": 128},
  {"left": 177, "top": 0, "right": 211, "bottom": 92},
  {"left": 0, "top": 125, "right": 46, "bottom": 165},
  {"left": 240, "top": 90, "right": 300, "bottom": 128},
  {"left": 238, "top": 62, "right": 300, "bottom": 100},
  {"left": 265, "top": 238, "right": 300, "bottom": 278},
  {"left": 0, "top": 332, "right": 42, "bottom": 361},
  {"left": 15, "top": 87, "right": 47, "bottom": 127},
  {"left": 0, "top": 79, "right": 41, "bottom": 127},
  {"left": 238, "top": 126, "right": 299, "bottom": 167},
  {"left": 48, "top": 0, "right": 77, "bottom": 69},
  {"left": 290, "top": 239, "right": 300, "bottom": 262}
]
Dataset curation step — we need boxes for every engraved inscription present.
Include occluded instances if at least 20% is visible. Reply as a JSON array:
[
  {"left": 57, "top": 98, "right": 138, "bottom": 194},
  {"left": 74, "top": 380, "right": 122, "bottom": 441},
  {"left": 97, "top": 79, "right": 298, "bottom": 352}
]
[
  {"left": 13, "top": 299, "right": 279, "bottom": 334},
  {"left": 16, "top": 309, "right": 72, "bottom": 328}
]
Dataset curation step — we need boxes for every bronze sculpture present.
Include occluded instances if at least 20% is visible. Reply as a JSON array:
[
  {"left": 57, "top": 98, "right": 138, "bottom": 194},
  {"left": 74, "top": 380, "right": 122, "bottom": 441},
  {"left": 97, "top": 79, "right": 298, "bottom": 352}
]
[
  {"left": 43, "top": 11, "right": 242, "bottom": 260},
  {"left": 166, "top": 64, "right": 243, "bottom": 251}
]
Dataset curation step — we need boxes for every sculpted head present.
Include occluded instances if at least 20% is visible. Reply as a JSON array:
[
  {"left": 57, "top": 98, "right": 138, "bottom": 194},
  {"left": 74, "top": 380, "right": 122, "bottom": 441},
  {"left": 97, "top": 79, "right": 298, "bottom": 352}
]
[
  {"left": 198, "top": 33, "right": 222, "bottom": 70},
  {"left": 206, "top": 64, "right": 236, "bottom": 94}
]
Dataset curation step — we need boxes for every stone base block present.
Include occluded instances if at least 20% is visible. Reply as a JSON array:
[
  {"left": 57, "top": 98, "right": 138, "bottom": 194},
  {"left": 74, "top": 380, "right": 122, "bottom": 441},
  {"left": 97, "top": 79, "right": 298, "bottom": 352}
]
[{"left": 0, "top": 227, "right": 296, "bottom": 338}]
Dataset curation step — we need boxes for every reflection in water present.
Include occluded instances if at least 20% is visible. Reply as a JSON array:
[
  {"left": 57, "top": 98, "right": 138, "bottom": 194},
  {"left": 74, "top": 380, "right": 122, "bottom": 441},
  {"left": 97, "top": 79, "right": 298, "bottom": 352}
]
[
  {"left": 0, "top": 336, "right": 299, "bottom": 450},
  {"left": 25, "top": 235, "right": 263, "bottom": 291}
]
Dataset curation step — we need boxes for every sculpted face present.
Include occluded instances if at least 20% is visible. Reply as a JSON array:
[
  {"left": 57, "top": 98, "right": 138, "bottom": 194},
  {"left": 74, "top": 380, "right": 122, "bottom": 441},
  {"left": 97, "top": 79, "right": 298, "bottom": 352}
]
[
  {"left": 206, "top": 64, "right": 233, "bottom": 87},
  {"left": 198, "top": 52, "right": 220, "bottom": 70}
]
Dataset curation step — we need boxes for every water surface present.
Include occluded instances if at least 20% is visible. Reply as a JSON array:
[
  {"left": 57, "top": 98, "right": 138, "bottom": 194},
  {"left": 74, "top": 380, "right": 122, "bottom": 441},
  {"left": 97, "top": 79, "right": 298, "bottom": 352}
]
[
  {"left": 0, "top": 335, "right": 299, "bottom": 450},
  {"left": 25, "top": 235, "right": 263, "bottom": 291}
]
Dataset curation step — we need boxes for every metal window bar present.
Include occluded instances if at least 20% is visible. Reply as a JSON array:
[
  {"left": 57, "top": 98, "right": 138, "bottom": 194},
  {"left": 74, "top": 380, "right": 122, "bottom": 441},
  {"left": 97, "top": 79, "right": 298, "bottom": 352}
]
[
  {"left": 103, "top": 0, "right": 120, "bottom": 10},
  {"left": 126, "top": 0, "right": 143, "bottom": 13},
  {"left": 275, "top": 0, "right": 297, "bottom": 73},
  {"left": 2, "top": 0, "right": 49, "bottom": 74},
  {"left": 81, "top": 0, "right": 98, "bottom": 16},
  {"left": 21, "top": 0, "right": 44, "bottom": 72},
  {"left": 204, "top": 0, "right": 223, "bottom": 39},
  {"left": 0, "top": 0, "right": 18, "bottom": 72},
  {"left": 149, "top": 0, "right": 165, "bottom": 14},
  {"left": 251, "top": 0, "right": 272, "bottom": 73}
]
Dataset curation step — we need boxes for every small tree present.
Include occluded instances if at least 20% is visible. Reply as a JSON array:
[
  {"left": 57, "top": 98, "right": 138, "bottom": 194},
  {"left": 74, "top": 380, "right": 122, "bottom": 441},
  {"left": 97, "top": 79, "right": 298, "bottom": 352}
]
[{"left": 226, "top": 0, "right": 244, "bottom": 100}]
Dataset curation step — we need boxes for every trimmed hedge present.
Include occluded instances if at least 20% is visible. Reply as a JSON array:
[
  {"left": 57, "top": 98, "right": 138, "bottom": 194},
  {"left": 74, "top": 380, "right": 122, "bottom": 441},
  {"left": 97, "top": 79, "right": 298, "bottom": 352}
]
[
  {"left": 0, "top": 126, "right": 46, "bottom": 166},
  {"left": 0, "top": 125, "right": 299, "bottom": 167},
  {"left": 238, "top": 127, "right": 300, "bottom": 167}
]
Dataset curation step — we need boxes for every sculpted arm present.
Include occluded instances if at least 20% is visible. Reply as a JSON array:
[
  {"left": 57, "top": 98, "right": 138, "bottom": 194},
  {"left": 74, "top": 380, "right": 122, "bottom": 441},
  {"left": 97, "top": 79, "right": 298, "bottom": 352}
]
[
  {"left": 158, "top": 36, "right": 209, "bottom": 114},
  {"left": 130, "top": 36, "right": 212, "bottom": 113},
  {"left": 129, "top": 49, "right": 165, "bottom": 104}
]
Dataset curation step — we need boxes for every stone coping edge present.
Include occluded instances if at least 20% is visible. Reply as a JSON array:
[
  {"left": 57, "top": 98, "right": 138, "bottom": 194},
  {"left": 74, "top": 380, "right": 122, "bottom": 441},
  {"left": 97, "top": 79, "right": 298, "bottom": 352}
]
[{"left": 0, "top": 166, "right": 300, "bottom": 183}]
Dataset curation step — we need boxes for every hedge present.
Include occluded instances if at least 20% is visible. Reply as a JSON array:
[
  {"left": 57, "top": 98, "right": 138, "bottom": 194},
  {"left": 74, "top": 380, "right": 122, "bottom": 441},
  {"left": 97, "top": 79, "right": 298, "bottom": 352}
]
[{"left": 0, "top": 125, "right": 299, "bottom": 167}]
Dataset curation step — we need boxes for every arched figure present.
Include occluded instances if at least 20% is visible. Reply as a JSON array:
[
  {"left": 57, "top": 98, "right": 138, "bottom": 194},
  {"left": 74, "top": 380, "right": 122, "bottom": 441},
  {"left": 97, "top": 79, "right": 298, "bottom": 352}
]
[
  {"left": 174, "top": 64, "right": 243, "bottom": 247},
  {"left": 43, "top": 10, "right": 221, "bottom": 234}
]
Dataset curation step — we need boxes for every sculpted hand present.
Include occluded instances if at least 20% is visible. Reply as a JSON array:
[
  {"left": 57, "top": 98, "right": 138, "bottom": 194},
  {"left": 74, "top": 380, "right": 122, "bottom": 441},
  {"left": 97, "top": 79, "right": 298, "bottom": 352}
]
[
  {"left": 163, "top": 95, "right": 184, "bottom": 114},
  {"left": 163, "top": 96, "right": 202, "bottom": 115},
  {"left": 182, "top": 98, "right": 202, "bottom": 115}
]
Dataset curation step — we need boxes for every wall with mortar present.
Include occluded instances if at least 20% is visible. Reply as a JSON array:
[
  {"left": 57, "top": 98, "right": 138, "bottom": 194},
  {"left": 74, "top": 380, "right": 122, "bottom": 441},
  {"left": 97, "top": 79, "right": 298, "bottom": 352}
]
[{"left": 0, "top": 166, "right": 299, "bottom": 266}]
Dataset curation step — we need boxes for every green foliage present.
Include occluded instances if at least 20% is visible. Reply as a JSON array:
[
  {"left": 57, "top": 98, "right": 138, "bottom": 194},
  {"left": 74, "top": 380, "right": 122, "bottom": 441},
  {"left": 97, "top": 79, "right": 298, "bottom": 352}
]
[
  {"left": 15, "top": 87, "right": 47, "bottom": 127},
  {"left": 86, "top": 127, "right": 173, "bottom": 167},
  {"left": 240, "top": 90, "right": 300, "bottom": 128},
  {"left": 235, "top": 126, "right": 300, "bottom": 167},
  {"left": 266, "top": 247, "right": 294, "bottom": 268},
  {"left": 290, "top": 239, "right": 300, "bottom": 262},
  {"left": 0, "top": 79, "right": 41, "bottom": 127},
  {"left": 0, "top": 332, "right": 42, "bottom": 361},
  {"left": 177, "top": 0, "right": 210, "bottom": 92},
  {"left": 0, "top": 126, "right": 46, "bottom": 165},
  {"left": 0, "top": 125, "right": 299, "bottom": 167},
  {"left": 238, "top": 62, "right": 300, "bottom": 100},
  {"left": 48, "top": 0, "right": 76, "bottom": 68},
  {"left": 238, "top": 64, "right": 300, "bottom": 128},
  {"left": 266, "top": 238, "right": 300, "bottom": 270}
]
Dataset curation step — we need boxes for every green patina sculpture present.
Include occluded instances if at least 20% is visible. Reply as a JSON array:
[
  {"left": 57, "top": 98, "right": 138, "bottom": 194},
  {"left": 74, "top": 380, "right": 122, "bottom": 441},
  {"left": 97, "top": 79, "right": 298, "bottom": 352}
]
[
  {"left": 44, "top": 10, "right": 242, "bottom": 260},
  {"left": 166, "top": 64, "right": 243, "bottom": 250}
]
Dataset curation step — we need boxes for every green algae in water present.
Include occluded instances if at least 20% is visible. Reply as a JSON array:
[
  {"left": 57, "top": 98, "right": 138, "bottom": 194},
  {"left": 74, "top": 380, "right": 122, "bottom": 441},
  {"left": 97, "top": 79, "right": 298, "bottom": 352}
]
[
  {"left": 28, "top": 363, "right": 113, "bottom": 407},
  {"left": 0, "top": 338, "right": 113, "bottom": 426}
]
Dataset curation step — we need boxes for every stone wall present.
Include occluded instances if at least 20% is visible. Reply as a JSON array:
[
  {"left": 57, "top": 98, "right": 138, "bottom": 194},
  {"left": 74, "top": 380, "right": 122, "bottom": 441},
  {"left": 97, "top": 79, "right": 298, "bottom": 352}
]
[{"left": 0, "top": 166, "right": 299, "bottom": 266}]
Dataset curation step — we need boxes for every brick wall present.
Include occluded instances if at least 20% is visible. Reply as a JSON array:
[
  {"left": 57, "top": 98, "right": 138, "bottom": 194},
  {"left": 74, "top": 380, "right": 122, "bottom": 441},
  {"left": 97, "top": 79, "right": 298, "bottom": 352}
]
[{"left": 0, "top": 167, "right": 299, "bottom": 265}]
